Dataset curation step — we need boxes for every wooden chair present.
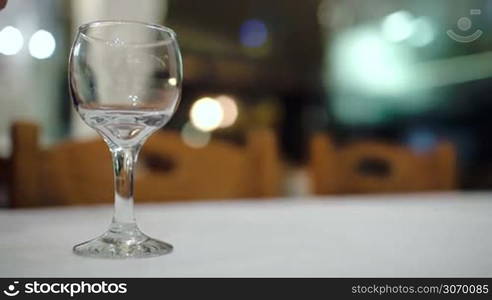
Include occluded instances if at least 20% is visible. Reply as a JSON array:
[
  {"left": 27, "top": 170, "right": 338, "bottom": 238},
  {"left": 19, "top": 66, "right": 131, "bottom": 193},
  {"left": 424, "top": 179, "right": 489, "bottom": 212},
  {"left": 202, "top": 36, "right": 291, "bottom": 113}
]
[
  {"left": 309, "top": 134, "right": 457, "bottom": 195},
  {"left": 7, "top": 122, "right": 281, "bottom": 207}
]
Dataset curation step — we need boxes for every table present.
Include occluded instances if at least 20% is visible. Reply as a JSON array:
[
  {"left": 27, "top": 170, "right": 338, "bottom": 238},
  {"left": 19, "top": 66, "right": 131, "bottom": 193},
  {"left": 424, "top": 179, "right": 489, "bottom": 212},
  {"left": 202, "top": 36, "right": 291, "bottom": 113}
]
[{"left": 1, "top": 192, "right": 491, "bottom": 277}]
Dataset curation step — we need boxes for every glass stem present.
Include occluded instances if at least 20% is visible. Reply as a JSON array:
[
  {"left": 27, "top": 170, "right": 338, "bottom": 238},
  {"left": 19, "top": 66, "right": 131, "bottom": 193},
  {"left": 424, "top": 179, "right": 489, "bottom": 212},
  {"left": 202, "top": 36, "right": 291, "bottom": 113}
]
[{"left": 110, "top": 145, "right": 141, "bottom": 227}]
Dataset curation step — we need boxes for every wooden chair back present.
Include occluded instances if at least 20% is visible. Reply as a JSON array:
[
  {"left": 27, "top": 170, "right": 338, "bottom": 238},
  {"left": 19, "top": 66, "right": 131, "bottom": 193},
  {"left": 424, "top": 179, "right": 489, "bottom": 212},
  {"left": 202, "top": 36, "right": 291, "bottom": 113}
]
[
  {"left": 309, "top": 134, "right": 457, "bottom": 195},
  {"left": 7, "top": 122, "right": 281, "bottom": 207}
]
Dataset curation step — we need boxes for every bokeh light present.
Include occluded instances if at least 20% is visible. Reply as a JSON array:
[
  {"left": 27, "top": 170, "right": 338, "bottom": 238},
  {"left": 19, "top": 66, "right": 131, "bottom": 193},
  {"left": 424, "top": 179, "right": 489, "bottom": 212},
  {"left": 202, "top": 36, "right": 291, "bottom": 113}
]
[
  {"left": 190, "top": 97, "right": 224, "bottom": 132},
  {"left": 381, "top": 11, "right": 415, "bottom": 43},
  {"left": 28, "top": 30, "right": 56, "bottom": 59},
  {"left": 332, "top": 29, "right": 410, "bottom": 96},
  {"left": 240, "top": 19, "right": 268, "bottom": 48},
  {"left": 408, "top": 17, "right": 435, "bottom": 48},
  {"left": 217, "top": 95, "right": 239, "bottom": 128},
  {"left": 181, "top": 122, "right": 211, "bottom": 148},
  {"left": 406, "top": 128, "right": 437, "bottom": 154},
  {"left": 168, "top": 78, "right": 177, "bottom": 86},
  {"left": 0, "top": 26, "right": 24, "bottom": 55}
]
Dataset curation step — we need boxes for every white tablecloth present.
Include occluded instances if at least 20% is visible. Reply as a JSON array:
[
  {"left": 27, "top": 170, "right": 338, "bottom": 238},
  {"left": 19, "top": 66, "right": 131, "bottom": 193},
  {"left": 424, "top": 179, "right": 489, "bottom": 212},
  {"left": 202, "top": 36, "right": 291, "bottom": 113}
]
[{"left": 1, "top": 193, "right": 491, "bottom": 277}]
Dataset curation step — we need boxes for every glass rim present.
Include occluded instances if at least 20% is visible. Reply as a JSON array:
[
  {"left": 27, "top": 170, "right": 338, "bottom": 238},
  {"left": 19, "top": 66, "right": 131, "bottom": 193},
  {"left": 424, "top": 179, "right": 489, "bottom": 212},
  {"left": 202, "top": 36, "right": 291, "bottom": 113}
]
[{"left": 77, "top": 20, "right": 177, "bottom": 47}]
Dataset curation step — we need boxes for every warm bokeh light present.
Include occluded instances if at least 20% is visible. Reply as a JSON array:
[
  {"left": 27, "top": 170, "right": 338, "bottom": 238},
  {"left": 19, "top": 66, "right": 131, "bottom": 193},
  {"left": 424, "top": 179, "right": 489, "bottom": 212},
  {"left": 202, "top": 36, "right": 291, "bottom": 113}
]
[
  {"left": 190, "top": 97, "right": 224, "bottom": 132},
  {"left": 217, "top": 95, "right": 239, "bottom": 128},
  {"left": 168, "top": 78, "right": 177, "bottom": 86},
  {"left": 28, "top": 30, "right": 56, "bottom": 59},
  {"left": 181, "top": 122, "right": 211, "bottom": 148},
  {"left": 0, "top": 26, "right": 24, "bottom": 55}
]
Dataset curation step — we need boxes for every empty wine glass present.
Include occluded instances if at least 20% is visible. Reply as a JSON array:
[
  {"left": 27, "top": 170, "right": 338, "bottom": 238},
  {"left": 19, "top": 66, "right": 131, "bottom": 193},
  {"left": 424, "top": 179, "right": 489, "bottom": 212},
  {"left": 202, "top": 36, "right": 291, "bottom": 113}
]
[{"left": 69, "top": 21, "right": 182, "bottom": 258}]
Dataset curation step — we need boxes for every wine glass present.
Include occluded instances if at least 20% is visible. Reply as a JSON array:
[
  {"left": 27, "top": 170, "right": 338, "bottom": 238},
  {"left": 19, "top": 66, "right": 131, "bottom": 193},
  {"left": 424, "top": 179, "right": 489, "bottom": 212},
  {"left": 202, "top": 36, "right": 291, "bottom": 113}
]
[{"left": 68, "top": 21, "right": 182, "bottom": 258}]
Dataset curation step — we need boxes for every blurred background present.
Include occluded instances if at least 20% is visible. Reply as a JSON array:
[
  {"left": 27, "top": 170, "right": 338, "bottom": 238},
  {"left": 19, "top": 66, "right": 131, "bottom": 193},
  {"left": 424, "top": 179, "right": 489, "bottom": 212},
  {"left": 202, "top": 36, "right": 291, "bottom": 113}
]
[{"left": 1, "top": 0, "right": 492, "bottom": 206}]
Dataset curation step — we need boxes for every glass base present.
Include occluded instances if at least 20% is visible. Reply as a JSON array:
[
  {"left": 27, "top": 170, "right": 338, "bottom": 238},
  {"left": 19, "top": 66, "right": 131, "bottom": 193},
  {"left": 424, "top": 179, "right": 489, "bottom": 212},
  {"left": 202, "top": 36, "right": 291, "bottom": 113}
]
[{"left": 73, "top": 223, "right": 173, "bottom": 259}]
